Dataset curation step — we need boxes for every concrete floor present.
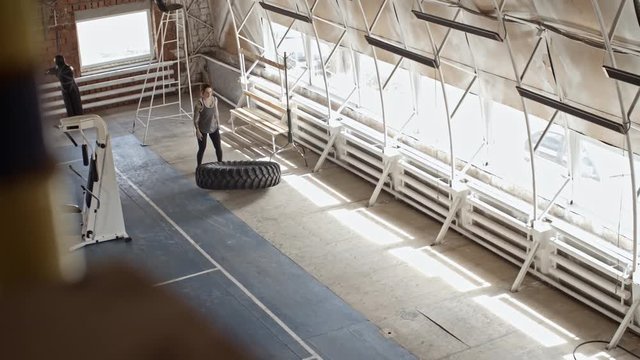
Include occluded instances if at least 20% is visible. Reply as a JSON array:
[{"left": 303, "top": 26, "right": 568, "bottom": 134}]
[{"left": 69, "top": 100, "right": 640, "bottom": 359}]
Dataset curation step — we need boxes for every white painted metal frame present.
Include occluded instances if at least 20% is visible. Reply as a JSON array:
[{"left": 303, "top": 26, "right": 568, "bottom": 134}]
[
  {"left": 308, "top": 0, "right": 361, "bottom": 171},
  {"left": 133, "top": 6, "right": 194, "bottom": 146},
  {"left": 589, "top": 0, "right": 640, "bottom": 346},
  {"left": 355, "top": 0, "right": 390, "bottom": 149},
  {"left": 225, "top": 0, "right": 336, "bottom": 136},
  {"left": 421, "top": 0, "right": 640, "bottom": 341},
  {"left": 59, "top": 115, "right": 129, "bottom": 250},
  {"left": 219, "top": 0, "right": 640, "bottom": 339},
  {"left": 412, "top": 1, "right": 508, "bottom": 245}
]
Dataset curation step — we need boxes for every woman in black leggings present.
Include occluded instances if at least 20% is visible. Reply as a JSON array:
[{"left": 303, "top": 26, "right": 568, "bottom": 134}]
[{"left": 194, "top": 84, "right": 223, "bottom": 167}]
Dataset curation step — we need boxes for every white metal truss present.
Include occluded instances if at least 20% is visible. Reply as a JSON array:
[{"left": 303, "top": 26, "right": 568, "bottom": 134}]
[
  {"left": 589, "top": 0, "right": 639, "bottom": 347},
  {"left": 220, "top": 0, "right": 640, "bottom": 345},
  {"left": 354, "top": 0, "right": 449, "bottom": 209},
  {"left": 133, "top": 5, "right": 194, "bottom": 146},
  {"left": 417, "top": 0, "right": 640, "bottom": 344},
  {"left": 225, "top": 0, "right": 335, "bottom": 120},
  {"left": 409, "top": 0, "right": 509, "bottom": 245},
  {"left": 354, "top": 0, "right": 390, "bottom": 150}
]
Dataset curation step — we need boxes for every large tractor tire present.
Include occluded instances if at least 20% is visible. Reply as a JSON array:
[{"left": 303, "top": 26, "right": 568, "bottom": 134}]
[{"left": 196, "top": 161, "right": 281, "bottom": 190}]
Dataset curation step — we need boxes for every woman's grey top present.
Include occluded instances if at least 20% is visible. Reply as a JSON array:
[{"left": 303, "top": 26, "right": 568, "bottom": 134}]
[{"left": 194, "top": 97, "right": 219, "bottom": 134}]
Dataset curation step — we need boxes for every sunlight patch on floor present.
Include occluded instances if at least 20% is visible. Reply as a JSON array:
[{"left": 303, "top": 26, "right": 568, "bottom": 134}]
[{"left": 389, "top": 247, "right": 490, "bottom": 291}]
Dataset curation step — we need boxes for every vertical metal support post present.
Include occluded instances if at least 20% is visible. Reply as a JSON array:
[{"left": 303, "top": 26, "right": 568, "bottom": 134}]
[
  {"left": 134, "top": 11, "right": 167, "bottom": 132},
  {"left": 313, "top": 124, "right": 342, "bottom": 172},
  {"left": 542, "top": 31, "right": 575, "bottom": 186},
  {"left": 592, "top": 0, "right": 640, "bottom": 332},
  {"left": 181, "top": 8, "right": 194, "bottom": 116},
  {"left": 142, "top": 12, "right": 170, "bottom": 145},
  {"left": 434, "top": 196, "right": 463, "bottom": 245},
  {"left": 493, "top": 0, "right": 538, "bottom": 222},
  {"left": 262, "top": 11, "right": 284, "bottom": 100},
  {"left": 431, "top": 183, "right": 469, "bottom": 245},
  {"left": 511, "top": 238, "right": 540, "bottom": 291},
  {"left": 177, "top": 11, "right": 182, "bottom": 116},
  {"left": 608, "top": 299, "right": 640, "bottom": 349},
  {"left": 302, "top": 0, "right": 333, "bottom": 121},
  {"left": 591, "top": 0, "right": 638, "bottom": 277},
  {"left": 368, "top": 148, "right": 401, "bottom": 207},
  {"left": 356, "top": 0, "right": 388, "bottom": 148},
  {"left": 369, "top": 162, "right": 393, "bottom": 207},
  {"left": 388, "top": 0, "right": 420, "bottom": 133},
  {"left": 417, "top": 0, "right": 456, "bottom": 182},
  {"left": 225, "top": 0, "right": 247, "bottom": 91},
  {"left": 511, "top": 219, "right": 553, "bottom": 291}
]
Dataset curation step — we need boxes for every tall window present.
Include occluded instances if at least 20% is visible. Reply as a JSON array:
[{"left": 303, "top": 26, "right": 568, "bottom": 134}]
[{"left": 76, "top": 6, "right": 153, "bottom": 71}]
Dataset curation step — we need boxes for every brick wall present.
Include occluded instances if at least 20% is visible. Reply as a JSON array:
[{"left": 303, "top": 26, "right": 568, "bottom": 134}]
[
  {"left": 37, "top": 0, "right": 215, "bottom": 114},
  {"left": 39, "top": 0, "right": 154, "bottom": 73}
]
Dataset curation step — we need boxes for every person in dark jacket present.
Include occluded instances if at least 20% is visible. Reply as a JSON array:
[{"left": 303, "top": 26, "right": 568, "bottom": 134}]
[{"left": 46, "top": 55, "right": 83, "bottom": 117}]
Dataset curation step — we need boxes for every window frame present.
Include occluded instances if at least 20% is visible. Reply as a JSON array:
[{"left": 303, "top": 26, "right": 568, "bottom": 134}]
[{"left": 75, "top": 2, "right": 155, "bottom": 74}]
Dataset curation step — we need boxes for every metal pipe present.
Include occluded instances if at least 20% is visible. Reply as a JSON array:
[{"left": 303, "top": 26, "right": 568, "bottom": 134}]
[
  {"left": 382, "top": 58, "right": 403, "bottom": 90},
  {"left": 533, "top": 111, "right": 558, "bottom": 152},
  {"left": 538, "top": 177, "right": 570, "bottom": 221},
  {"left": 356, "top": 0, "right": 388, "bottom": 147},
  {"left": 549, "top": 268, "right": 629, "bottom": 314},
  {"left": 313, "top": 14, "right": 346, "bottom": 30},
  {"left": 224, "top": 0, "right": 245, "bottom": 89},
  {"left": 493, "top": 0, "right": 538, "bottom": 222},
  {"left": 181, "top": 9, "right": 194, "bottom": 118},
  {"left": 323, "top": 30, "right": 347, "bottom": 66},
  {"left": 276, "top": 20, "right": 295, "bottom": 49},
  {"left": 418, "top": 0, "right": 456, "bottom": 182},
  {"left": 450, "top": 76, "right": 477, "bottom": 120},
  {"left": 591, "top": 0, "right": 638, "bottom": 273},
  {"left": 436, "top": 9, "right": 462, "bottom": 57},
  {"left": 237, "top": 2, "right": 256, "bottom": 32},
  {"left": 302, "top": 0, "right": 333, "bottom": 121},
  {"left": 550, "top": 254, "right": 631, "bottom": 300},
  {"left": 461, "top": 142, "right": 485, "bottom": 174},
  {"left": 394, "top": 112, "right": 417, "bottom": 140},
  {"left": 337, "top": 87, "right": 357, "bottom": 114},
  {"left": 388, "top": 0, "right": 423, "bottom": 135},
  {"left": 262, "top": 9, "right": 285, "bottom": 100},
  {"left": 238, "top": 34, "right": 266, "bottom": 50},
  {"left": 369, "top": 0, "right": 389, "bottom": 33},
  {"left": 142, "top": 11, "right": 171, "bottom": 145},
  {"left": 627, "top": 89, "right": 640, "bottom": 120},
  {"left": 520, "top": 36, "right": 543, "bottom": 82},
  {"left": 608, "top": 0, "right": 628, "bottom": 41}
]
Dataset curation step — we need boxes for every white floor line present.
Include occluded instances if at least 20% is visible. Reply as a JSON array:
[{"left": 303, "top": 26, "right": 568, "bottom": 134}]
[
  {"left": 154, "top": 268, "right": 219, "bottom": 287},
  {"left": 116, "top": 169, "right": 322, "bottom": 360}
]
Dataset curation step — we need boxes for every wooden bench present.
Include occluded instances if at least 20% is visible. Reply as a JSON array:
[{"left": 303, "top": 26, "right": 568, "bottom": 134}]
[{"left": 229, "top": 88, "right": 291, "bottom": 153}]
